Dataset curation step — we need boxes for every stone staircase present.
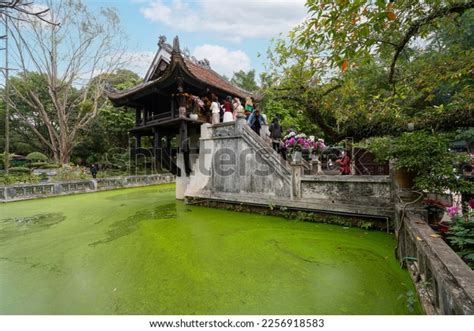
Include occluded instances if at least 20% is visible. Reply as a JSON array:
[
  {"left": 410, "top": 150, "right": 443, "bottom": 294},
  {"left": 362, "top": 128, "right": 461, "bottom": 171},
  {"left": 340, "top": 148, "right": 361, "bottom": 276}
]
[{"left": 241, "top": 124, "right": 292, "bottom": 180}]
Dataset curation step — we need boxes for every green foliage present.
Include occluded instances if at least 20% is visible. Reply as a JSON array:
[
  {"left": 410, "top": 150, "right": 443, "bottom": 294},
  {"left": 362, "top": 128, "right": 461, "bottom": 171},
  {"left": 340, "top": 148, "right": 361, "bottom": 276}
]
[
  {"left": 455, "top": 128, "right": 474, "bottom": 143},
  {"left": 0, "top": 152, "right": 14, "bottom": 169},
  {"left": 71, "top": 70, "right": 138, "bottom": 165},
  {"left": 263, "top": 1, "right": 474, "bottom": 141},
  {"left": 54, "top": 166, "right": 89, "bottom": 182},
  {"left": 0, "top": 174, "right": 40, "bottom": 185},
  {"left": 26, "top": 152, "right": 48, "bottom": 162},
  {"left": 360, "top": 221, "right": 374, "bottom": 230},
  {"left": 230, "top": 70, "right": 259, "bottom": 92},
  {"left": 398, "top": 290, "right": 416, "bottom": 313},
  {"left": 368, "top": 132, "right": 472, "bottom": 193},
  {"left": 27, "top": 162, "right": 60, "bottom": 169},
  {"left": 8, "top": 166, "right": 31, "bottom": 174},
  {"left": 447, "top": 211, "right": 474, "bottom": 269}
]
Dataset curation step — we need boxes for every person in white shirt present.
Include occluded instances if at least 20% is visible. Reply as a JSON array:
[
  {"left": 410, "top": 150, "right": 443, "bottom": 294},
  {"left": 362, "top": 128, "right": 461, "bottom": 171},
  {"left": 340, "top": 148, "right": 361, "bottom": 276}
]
[
  {"left": 210, "top": 95, "right": 220, "bottom": 125},
  {"left": 232, "top": 97, "right": 244, "bottom": 119}
]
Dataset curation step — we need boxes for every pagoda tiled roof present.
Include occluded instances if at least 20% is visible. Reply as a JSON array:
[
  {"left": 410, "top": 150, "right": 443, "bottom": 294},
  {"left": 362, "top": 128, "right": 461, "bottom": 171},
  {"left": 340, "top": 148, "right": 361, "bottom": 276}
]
[
  {"left": 183, "top": 58, "right": 250, "bottom": 98},
  {"left": 106, "top": 36, "right": 252, "bottom": 104}
]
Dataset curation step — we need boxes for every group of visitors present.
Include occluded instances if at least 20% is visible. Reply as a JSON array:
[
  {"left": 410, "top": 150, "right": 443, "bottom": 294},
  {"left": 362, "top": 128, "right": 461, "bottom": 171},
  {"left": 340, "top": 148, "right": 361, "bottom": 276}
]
[
  {"left": 207, "top": 94, "right": 272, "bottom": 137},
  {"left": 209, "top": 94, "right": 246, "bottom": 125},
  {"left": 189, "top": 92, "right": 352, "bottom": 175}
]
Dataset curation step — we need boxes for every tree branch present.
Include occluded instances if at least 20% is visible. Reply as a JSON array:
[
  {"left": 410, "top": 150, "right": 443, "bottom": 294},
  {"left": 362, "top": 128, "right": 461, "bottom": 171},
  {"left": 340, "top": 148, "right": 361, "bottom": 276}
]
[{"left": 389, "top": 2, "right": 474, "bottom": 83}]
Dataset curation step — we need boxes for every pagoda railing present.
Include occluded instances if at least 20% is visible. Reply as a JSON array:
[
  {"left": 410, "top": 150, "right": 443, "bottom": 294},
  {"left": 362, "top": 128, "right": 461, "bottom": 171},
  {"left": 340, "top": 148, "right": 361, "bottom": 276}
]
[{"left": 142, "top": 111, "right": 178, "bottom": 126}]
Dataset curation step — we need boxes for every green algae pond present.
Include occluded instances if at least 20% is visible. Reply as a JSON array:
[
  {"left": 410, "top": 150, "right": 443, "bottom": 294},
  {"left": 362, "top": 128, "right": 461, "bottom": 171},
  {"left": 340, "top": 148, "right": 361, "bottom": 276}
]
[{"left": 0, "top": 184, "right": 421, "bottom": 314}]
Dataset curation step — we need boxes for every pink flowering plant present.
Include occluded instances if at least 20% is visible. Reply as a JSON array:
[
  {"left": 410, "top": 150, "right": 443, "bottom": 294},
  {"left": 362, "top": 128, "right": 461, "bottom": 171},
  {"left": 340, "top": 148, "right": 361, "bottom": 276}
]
[
  {"left": 282, "top": 130, "right": 326, "bottom": 158},
  {"left": 447, "top": 205, "right": 460, "bottom": 218}
]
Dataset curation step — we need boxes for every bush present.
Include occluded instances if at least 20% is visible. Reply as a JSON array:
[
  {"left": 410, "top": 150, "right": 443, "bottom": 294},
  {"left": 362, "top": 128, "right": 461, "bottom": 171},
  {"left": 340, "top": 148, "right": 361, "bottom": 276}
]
[
  {"left": 26, "top": 152, "right": 48, "bottom": 162},
  {"left": 0, "top": 174, "right": 40, "bottom": 185},
  {"left": 28, "top": 162, "right": 60, "bottom": 169},
  {"left": 28, "top": 162, "right": 47, "bottom": 169},
  {"left": 9, "top": 166, "right": 31, "bottom": 174},
  {"left": 53, "top": 165, "right": 88, "bottom": 182},
  {"left": 447, "top": 211, "right": 474, "bottom": 269},
  {"left": 0, "top": 153, "right": 15, "bottom": 169},
  {"left": 368, "top": 132, "right": 473, "bottom": 193}
]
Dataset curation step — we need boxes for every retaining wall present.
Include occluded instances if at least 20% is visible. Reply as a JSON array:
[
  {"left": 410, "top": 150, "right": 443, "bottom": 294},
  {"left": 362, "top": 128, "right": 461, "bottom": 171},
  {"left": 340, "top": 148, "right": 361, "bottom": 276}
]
[
  {"left": 300, "top": 175, "right": 393, "bottom": 218},
  {"left": 395, "top": 206, "right": 474, "bottom": 314},
  {"left": 0, "top": 174, "right": 175, "bottom": 202}
]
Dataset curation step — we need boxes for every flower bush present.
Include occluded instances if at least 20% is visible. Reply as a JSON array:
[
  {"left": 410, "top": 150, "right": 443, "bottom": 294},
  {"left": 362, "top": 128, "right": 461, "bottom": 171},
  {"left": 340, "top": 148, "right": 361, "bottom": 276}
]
[{"left": 282, "top": 130, "right": 326, "bottom": 157}]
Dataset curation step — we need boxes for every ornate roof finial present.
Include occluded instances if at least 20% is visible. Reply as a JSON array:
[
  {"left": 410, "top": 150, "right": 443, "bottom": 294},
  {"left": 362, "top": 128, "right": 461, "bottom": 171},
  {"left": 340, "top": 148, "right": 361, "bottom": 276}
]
[
  {"left": 173, "top": 36, "right": 180, "bottom": 53},
  {"left": 158, "top": 35, "right": 167, "bottom": 48}
]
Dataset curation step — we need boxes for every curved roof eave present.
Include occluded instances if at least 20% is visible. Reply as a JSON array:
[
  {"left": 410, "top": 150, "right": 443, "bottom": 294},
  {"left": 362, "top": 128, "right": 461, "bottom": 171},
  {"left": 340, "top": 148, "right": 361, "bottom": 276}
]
[{"left": 106, "top": 36, "right": 253, "bottom": 105}]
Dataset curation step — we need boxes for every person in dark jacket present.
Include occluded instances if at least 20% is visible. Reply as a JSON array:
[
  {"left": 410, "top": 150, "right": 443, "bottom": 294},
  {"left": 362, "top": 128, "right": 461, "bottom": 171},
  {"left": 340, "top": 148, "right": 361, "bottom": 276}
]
[
  {"left": 269, "top": 117, "right": 282, "bottom": 152},
  {"left": 248, "top": 109, "right": 264, "bottom": 135},
  {"left": 90, "top": 164, "right": 98, "bottom": 179}
]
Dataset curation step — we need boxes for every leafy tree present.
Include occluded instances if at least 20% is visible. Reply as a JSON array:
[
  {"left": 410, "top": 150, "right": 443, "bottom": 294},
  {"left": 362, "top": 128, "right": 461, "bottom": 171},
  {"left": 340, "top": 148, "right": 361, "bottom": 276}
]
[
  {"left": 231, "top": 70, "right": 259, "bottom": 92},
  {"left": 264, "top": 0, "right": 474, "bottom": 141},
  {"left": 71, "top": 69, "right": 141, "bottom": 165}
]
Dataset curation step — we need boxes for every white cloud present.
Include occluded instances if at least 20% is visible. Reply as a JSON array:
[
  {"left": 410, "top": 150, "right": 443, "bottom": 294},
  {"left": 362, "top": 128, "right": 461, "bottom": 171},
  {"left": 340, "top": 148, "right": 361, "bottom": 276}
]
[
  {"left": 193, "top": 44, "right": 251, "bottom": 77},
  {"left": 123, "top": 51, "right": 156, "bottom": 77},
  {"left": 139, "top": 0, "right": 307, "bottom": 41}
]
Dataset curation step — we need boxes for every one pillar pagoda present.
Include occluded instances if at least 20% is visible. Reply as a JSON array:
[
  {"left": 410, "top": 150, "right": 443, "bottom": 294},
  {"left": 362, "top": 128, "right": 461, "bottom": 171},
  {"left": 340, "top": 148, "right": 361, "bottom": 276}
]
[{"left": 106, "top": 36, "right": 251, "bottom": 177}]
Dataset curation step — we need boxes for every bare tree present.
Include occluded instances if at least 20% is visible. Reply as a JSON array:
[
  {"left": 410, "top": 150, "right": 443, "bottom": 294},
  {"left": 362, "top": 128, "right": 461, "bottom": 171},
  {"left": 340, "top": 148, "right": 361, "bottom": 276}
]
[
  {"left": 7, "top": 0, "right": 126, "bottom": 164},
  {"left": 0, "top": 0, "right": 54, "bottom": 23}
]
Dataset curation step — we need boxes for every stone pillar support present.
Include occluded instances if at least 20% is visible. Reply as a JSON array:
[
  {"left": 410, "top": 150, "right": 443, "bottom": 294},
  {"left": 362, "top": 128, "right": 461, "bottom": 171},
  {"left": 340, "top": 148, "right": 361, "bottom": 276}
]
[
  {"left": 235, "top": 113, "right": 247, "bottom": 135},
  {"left": 201, "top": 123, "right": 212, "bottom": 139},
  {"left": 291, "top": 162, "right": 303, "bottom": 199}
]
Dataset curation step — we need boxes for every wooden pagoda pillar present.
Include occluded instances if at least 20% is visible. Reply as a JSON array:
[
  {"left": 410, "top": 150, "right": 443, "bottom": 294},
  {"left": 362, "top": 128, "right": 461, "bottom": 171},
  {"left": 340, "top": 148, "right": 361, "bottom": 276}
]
[
  {"left": 153, "top": 127, "right": 161, "bottom": 170},
  {"left": 135, "top": 134, "right": 141, "bottom": 150},
  {"left": 135, "top": 108, "right": 141, "bottom": 126}
]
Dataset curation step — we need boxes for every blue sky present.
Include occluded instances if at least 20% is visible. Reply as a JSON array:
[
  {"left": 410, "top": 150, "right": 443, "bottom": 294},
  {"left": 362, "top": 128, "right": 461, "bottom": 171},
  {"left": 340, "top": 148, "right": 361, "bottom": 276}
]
[{"left": 85, "top": 0, "right": 308, "bottom": 78}]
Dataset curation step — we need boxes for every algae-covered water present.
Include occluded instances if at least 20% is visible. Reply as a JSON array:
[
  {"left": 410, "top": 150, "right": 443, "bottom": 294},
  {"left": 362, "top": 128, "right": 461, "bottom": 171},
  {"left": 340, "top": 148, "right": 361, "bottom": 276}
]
[{"left": 0, "top": 184, "right": 421, "bottom": 314}]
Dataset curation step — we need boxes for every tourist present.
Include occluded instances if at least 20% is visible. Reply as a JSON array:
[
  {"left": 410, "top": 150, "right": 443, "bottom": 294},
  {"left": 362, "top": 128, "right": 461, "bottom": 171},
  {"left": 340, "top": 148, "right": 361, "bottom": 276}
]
[
  {"left": 233, "top": 97, "right": 244, "bottom": 119},
  {"left": 244, "top": 96, "right": 254, "bottom": 118},
  {"left": 202, "top": 96, "right": 211, "bottom": 122},
  {"left": 90, "top": 164, "right": 98, "bottom": 179},
  {"left": 248, "top": 109, "right": 264, "bottom": 135},
  {"left": 269, "top": 118, "right": 282, "bottom": 152},
  {"left": 210, "top": 95, "right": 220, "bottom": 124},
  {"left": 336, "top": 150, "right": 351, "bottom": 175},
  {"left": 223, "top": 96, "right": 233, "bottom": 122}
]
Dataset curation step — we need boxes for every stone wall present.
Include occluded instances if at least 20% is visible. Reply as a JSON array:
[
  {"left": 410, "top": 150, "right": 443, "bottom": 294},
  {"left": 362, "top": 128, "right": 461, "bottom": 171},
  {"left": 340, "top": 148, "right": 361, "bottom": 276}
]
[
  {"left": 0, "top": 174, "right": 175, "bottom": 202},
  {"left": 395, "top": 206, "right": 474, "bottom": 314},
  {"left": 300, "top": 175, "right": 394, "bottom": 218}
]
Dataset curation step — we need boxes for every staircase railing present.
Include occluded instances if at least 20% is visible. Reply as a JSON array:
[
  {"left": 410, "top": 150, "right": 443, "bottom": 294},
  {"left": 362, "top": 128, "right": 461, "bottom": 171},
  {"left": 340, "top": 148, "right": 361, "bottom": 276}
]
[{"left": 241, "top": 125, "right": 292, "bottom": 177}]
